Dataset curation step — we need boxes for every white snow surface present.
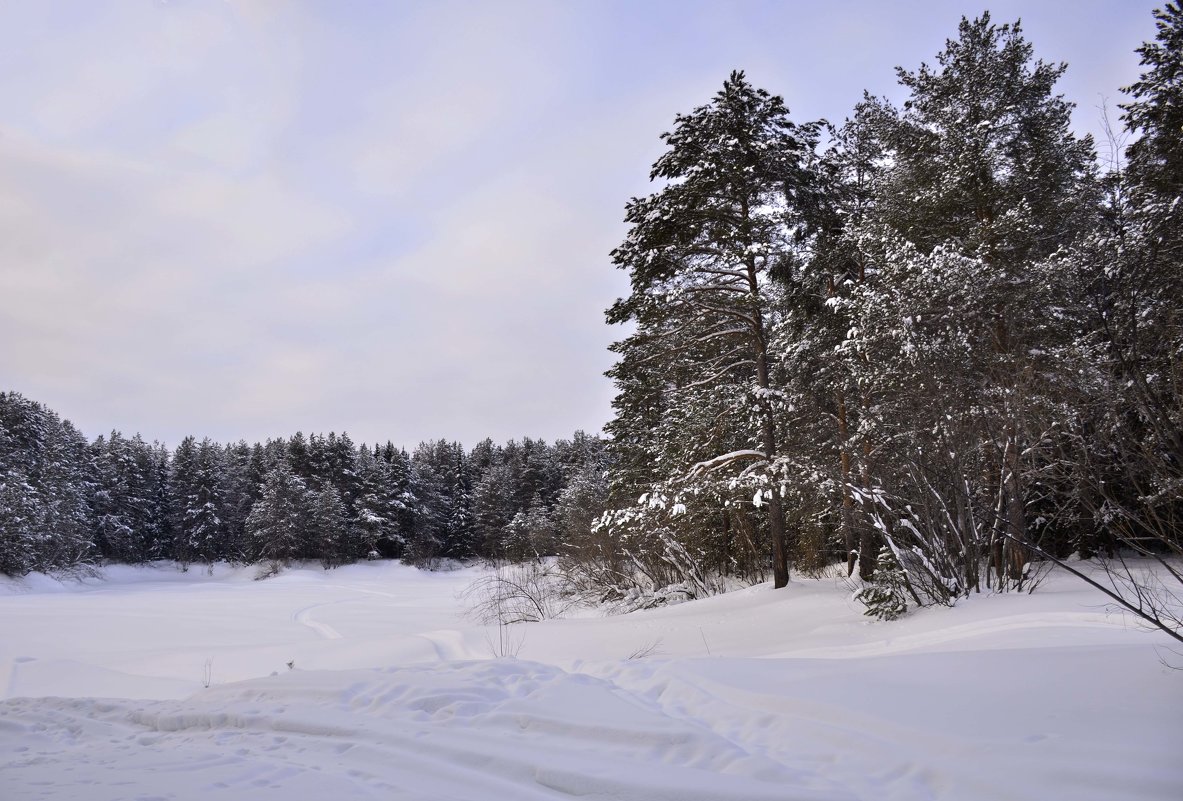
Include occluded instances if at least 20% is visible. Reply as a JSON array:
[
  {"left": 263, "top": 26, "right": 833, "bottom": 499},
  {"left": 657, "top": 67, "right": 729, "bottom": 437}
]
[{"left": 1, "top": 561, "right": 1179, "bottom": 800}]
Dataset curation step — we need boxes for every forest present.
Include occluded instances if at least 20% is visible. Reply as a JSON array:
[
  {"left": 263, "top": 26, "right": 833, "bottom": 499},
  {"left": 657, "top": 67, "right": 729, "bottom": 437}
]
[
  {"left": 0, "top": 389, "right": 607, "bottom": 577},
  {"left": 2, "top": 9, "right": 1180, "bottom": 627}
]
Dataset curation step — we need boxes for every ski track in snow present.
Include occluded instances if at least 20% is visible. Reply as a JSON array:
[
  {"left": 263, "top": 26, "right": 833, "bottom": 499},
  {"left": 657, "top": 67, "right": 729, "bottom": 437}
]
[
  {"left": 0, "top": 562, "right": 1179, "bottom": 801},
  {"left": 293, "top": 601, "right": 345, "bottom": 640},
  {"left": 418, "top": 629, "right": 468, "bottom": 662}
]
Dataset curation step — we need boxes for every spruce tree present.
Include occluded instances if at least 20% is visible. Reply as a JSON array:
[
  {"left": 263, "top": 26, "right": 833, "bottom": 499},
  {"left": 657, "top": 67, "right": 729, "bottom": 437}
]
[
  {"left": 309, "top": 485, "right": 348, "bottom": 568},
  {"left": 0, "top": 392, "right": 94, "bottom": 574},
  {"left": 246, "top": 461, "right": 311, "bottom": 566}
]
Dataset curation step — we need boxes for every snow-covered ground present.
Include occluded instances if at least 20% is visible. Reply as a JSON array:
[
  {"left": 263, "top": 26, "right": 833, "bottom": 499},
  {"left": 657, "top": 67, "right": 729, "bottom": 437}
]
[{"left": 1, "top": 561, "right": 1179, "bottom": 800}]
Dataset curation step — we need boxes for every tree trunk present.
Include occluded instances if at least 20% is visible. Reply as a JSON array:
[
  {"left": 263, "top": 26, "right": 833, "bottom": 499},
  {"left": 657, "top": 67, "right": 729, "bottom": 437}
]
[
  {"left": 767, "top": 492, "right": 790, "bottom": 588},
  {"left": 758, "top": 346, "right": 789, "bottom": 588},
  {"left": 837, "top": 389, "right": 857, "bottom": 576},
  {"left": 1004, "top": 434, "right": 1027, "bottom": 581},
  {"left": 744, "top": 251, "right": 789, "bottom": 588},
  {"left": 858, "top": 403, "right": 878, "bottom": 582}
]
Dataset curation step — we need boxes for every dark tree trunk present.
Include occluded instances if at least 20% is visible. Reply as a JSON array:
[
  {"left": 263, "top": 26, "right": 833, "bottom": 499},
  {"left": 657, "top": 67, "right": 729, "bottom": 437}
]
[{"left": 837, "top": 389, "right": 857, "bottom": 576}]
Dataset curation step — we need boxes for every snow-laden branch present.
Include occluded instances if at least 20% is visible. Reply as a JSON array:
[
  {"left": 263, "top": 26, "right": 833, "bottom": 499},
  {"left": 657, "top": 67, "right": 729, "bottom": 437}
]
[
  {"left": 680, "top": 298, "right": 760, "bottom": 327},
  {"left": 685, "top": 449, "right": 767, "bottom": 480},
  {"left": 681, "top": 359, "right": 755, "bottom": 389},
  {"left": 678, "top": 284, "right": 750, "bottom": 296}
]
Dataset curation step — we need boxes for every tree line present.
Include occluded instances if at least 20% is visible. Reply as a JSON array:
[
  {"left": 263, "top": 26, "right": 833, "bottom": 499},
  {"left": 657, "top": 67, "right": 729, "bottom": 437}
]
[
  {"left": 589, "top": 8, "right": 1182, "bottom": 621},
  {"left": 0, "top": 389, "right": 607, "bottom": 576}
]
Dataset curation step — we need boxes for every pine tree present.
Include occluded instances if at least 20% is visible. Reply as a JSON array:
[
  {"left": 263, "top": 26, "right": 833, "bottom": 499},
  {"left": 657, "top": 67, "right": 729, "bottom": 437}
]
[
  {"left": 287, "top": 431, "right": 312, "bottom": 481},
  {"left": 553, "top": 462, "right": 608, "bottom": 558},
  {"left": 33, "top": 416, "right": 94, "bottom": 570},
  {"left": 1058, "top": 3, "right": 1183, "bottom": 596},
  {"left": 1123, "top": 2, "right": 1183, "bottom": 197},
  {"left": 0, "top": 476, "right": 39, "bottom": 576},
  {"left": 784, "top": 100, "right": 888, "bottom": 578},
  {"left": 855, "top": 546, "right": 910, "bottom": 621},
  {"left": 839, "top": 14, "right": 1096, "bottom": 589},
  {"left": 169, "top": 436, "right": 198, "bottom": 567},
  {"left": 148, "top": 441, "right": 173, "bottom": 560},
  {"left": 405, "top": 443, "right": 444, "bottom": 563},
  {"left": 327, "top": 432, "right": 361, "bottom": 518},
  {"left": 606, "top": 71, "right": 821, "bottom": 588}
]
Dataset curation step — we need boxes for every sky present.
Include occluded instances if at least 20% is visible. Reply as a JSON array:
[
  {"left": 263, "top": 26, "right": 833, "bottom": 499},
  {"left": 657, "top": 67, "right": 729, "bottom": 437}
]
[{"left": 0, "top": 0, "right": 1163, "bottom": 449}]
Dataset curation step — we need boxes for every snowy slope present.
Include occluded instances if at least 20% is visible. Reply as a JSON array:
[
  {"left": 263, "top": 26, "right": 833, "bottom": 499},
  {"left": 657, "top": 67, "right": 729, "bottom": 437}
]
[{"left": 1, "top": 562, "right": 1179, "bottom": 800}]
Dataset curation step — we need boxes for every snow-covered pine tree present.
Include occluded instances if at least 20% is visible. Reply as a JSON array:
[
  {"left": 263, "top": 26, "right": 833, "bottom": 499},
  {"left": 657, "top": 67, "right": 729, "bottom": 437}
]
[
  {"left": 1046, "top": 2, "right": 1183, "bottom": 639},
  {"left": 841, "top": 14, "right": 1097, "bottom": 591},
  {"left": 147, "top": 441, "right": 174, "bottom": 560},
  {"left": 605, "top": 71, "right": 821, "bottom": 589},
  {"left": 190, "top": 438, "right": 228, "bottom": 565},
  {"left": 170, "top": 437, "right": 228, "bottom": 569},
  {"left": 169, "top": 436, "right": 198, "bottom": 567},
  {"left": 779, "top": 100, "right": 888, "bottom": 579},
  {"left": 287, "top": 431, "right": 312, "bottom": 482},
  {"left": 326, "top": 432, "right": 361, "bottom": 519},
  {"left": 219, "top": 441, "right": 256, "bottom": 563},
  {"left": 0, "top": 393, "right": 47, "bottom": 575},
  {"left": 36, "top": 414, "right": 95, "bottom": 571},
  {"left": 1123, "top": 2, "right": 1183, "bottom": 197}
]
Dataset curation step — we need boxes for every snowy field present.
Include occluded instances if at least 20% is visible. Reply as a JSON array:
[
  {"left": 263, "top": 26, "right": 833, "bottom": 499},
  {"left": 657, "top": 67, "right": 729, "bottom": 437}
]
[{"left": 1, "top": 561, "right": 1179, "bottom": 801}]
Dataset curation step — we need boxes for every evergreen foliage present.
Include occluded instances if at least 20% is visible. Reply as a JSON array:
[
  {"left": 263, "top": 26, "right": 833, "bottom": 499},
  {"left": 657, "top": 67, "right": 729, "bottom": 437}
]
[
  {"left": 590, "top": 10, "right": 1182, "bottom": 620},
  {"left": 0, "top": 392, "right": 607, "bottom": 576},
  {"left": 854, "top": 546, "right": 910, "bottom": 621},
  {"left": 604, "top": 70, "right": 822, "bottom": 591}
]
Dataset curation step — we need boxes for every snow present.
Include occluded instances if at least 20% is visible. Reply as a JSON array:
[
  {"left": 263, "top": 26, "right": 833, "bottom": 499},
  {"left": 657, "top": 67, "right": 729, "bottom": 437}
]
[{"left": 1, "top": 561, "right": 1180, "bottom": 800}]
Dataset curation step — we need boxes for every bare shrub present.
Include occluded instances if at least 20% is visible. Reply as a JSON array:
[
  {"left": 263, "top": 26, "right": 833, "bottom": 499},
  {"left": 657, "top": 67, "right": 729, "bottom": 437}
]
[{"left": 462, "top": 560, "right": 578, "bottom": 626}]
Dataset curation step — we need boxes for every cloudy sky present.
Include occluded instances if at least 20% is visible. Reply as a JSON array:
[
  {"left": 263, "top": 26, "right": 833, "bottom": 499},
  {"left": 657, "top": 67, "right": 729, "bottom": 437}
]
[{"left": 0, "top": 0, "right": 1161, "bottom": 448}]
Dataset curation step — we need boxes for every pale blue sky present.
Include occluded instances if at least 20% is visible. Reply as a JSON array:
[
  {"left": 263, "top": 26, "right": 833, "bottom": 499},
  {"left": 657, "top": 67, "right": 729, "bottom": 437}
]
[{"left": 0, "top": 0, "right": 1161, "bottom": 447}]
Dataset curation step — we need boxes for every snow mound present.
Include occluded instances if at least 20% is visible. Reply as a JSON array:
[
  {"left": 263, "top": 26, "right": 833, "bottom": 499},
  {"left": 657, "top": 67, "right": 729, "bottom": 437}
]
[
  {"left": 1, "top": 562, "right": 1180, "bottom": 800},
  {"left": 3, "top": 660, "right": 845, "bottom": 801}
]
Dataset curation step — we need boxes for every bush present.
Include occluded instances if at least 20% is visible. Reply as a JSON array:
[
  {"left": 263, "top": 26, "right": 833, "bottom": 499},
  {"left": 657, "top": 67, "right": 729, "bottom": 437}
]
[{"left": 462, "top": 561, "right": 577, "bottom": 624}]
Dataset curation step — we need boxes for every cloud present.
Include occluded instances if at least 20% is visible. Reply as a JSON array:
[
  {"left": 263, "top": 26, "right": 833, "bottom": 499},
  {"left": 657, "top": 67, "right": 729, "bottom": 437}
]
[
  {"left": 0, "top": 126, "right": 352, "bottom": 440},
  {"left": 0, "top": 0, "right": 1163, "bottom": 448}
]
